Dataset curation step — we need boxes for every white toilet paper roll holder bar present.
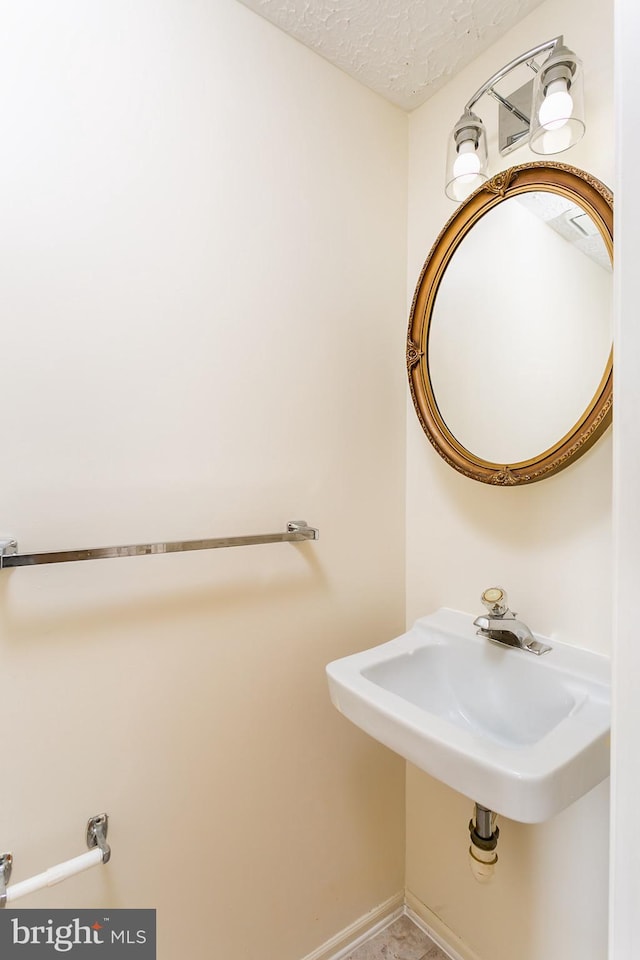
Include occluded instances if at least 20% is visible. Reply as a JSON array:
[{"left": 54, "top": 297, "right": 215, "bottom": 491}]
[{"left": 0, "top": 813, "right": 110, "bottom": 907}]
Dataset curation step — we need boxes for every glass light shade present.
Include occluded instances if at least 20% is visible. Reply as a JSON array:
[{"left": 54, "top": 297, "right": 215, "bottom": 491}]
[
  {"left": 445, "top": 111, "right": 488, "bottom": 202},
  {"left": 529, "top": 45, "right": 585, "bottom": 155}
]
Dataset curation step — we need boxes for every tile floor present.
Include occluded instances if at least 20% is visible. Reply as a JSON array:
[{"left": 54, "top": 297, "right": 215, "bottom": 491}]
[{"left": 344, "top": 915, "right": 451, "bottom": 960}]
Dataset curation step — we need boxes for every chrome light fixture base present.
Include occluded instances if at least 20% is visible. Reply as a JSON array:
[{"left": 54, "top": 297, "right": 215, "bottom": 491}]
[{"left": 497, "top": 79, "right": 534, "bottom": 155}]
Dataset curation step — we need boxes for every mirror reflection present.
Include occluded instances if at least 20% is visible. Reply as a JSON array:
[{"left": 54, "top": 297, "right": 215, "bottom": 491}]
[{"left": 428, "top": 192, "right": 612, "bottom": 465}]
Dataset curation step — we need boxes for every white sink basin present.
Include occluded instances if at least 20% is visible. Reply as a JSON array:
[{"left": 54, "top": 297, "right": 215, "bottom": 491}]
[{"left": 326, "top": 608, "right": 610, "bottom": 823}]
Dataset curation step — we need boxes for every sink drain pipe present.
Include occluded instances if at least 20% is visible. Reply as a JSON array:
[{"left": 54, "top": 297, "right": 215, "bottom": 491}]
[{"left": 468, "top": 803, "right": 499, "bottom": 883}]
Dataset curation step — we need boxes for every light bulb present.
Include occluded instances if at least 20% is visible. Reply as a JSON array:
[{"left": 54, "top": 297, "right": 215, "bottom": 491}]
[
  {"left": 539, "top": 78, "right": 573, "bottom": 130},
  {"left": 453, "top": 139, "right": 481, "bottom": 182}
]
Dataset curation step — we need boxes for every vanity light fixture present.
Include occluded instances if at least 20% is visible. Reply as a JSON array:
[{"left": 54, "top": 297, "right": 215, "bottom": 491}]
[{"left": 445, "top": 36, "right": 585, "bottom": 201}]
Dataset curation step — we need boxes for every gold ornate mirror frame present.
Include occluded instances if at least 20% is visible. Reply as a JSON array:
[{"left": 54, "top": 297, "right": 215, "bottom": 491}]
[{"left": 407, "top": 162, "right": 613, "bottom": 486}]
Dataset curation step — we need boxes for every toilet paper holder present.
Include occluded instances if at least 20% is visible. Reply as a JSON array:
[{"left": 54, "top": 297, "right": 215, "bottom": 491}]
[{"left": 0, "top": 813, "right": 110, "bottom": 907}]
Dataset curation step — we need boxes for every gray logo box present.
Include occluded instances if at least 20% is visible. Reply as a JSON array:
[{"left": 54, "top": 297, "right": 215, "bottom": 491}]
[{"left": 0, "top": 909, "right": 156, "bottom": 956}]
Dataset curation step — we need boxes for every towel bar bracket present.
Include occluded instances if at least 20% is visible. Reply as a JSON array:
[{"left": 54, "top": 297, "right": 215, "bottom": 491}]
[
  {"left": 0, "top": 540, "right": 17, "bottom": 569},
  {"left": 288, "top": 520, "right": 319, "bottom": 539}
]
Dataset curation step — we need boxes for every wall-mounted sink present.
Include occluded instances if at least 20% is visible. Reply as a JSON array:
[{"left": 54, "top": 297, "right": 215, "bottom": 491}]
[{"left": 326, "top": 608, "right": 610, "bottom": 823}]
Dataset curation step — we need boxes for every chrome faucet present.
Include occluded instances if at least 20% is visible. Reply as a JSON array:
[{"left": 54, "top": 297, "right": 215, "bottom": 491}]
[{"left": 473, "top": 587, "right": 551, "bottom": 656}]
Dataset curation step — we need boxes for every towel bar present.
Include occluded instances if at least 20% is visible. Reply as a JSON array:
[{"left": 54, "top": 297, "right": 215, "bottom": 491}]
[{"left": 0, "top": 520, "right": 318, "bottom": 569}]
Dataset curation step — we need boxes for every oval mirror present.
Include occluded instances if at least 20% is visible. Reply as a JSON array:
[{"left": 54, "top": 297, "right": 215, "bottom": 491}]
[{"left": 407, "top": 162, "right": 613, "bottom": 485}]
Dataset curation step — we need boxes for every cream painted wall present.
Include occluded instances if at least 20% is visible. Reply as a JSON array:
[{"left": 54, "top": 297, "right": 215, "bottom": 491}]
[
  {"left": 405, "top": 0, "right": 613, "bottom": 957},
  {"left": 0, "top": 3, "right": 408, "bottom": 958}
]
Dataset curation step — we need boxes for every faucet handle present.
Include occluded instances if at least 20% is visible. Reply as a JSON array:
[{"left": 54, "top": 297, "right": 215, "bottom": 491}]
[{"left": 481, "top": 586, "right": 509, "bottom": 617}]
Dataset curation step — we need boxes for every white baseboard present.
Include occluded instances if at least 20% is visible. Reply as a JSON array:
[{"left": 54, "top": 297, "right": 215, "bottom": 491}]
[
  {"left": 299, "top": 892, "right": 404, "bottom": 960},
  {"left": 405, "top": 891, "right": 483, "bottom": 960},
  {"left": 300, "top": 890, "right": 481, "bottom": 960}
]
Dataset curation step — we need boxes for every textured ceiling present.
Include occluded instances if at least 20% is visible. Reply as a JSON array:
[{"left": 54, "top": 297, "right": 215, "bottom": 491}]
[{"left": 237, "top": 0, "right": 548, "bottom": 111}]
